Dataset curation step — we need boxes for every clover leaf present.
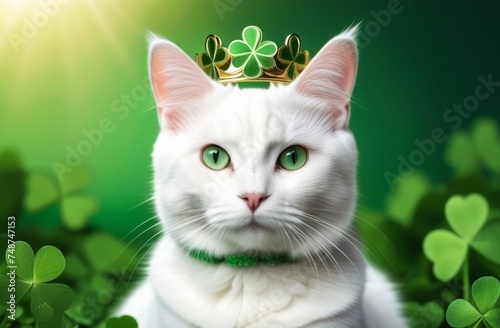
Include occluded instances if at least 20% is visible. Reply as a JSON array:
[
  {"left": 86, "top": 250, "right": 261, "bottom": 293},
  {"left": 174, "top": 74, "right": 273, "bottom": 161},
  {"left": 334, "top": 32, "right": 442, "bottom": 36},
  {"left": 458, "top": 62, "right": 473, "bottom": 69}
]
[
  {"left": 24, "top": 165, "right": 98, "bottom": 230},
  {"left": 424, "top": 229, "right": 467, "bottom": 282},
  {"left": 445, "top": 131, "right": 481, "bottom": 175},
  {"left": 197, "top": 35, "right": 231, "bottom": 80},
  {"left": 2, "top": 241, "right": 73, "bottom": 328},
  {"left": 445, "top": 117, "right": 500, "bottom": 175},
  {"left": 106, "top": 315, "right": 138, "bottom": 328},
  {"left": 447, "top": 276, "right": 500, "bottom": 328},
  {"left": 277, "top": 34, "right": 309, "bottom": 80},
  {"left": 472, "top": 117, "right": 500, "bottom": 174},
  {"left": 469, "top": 219, "right": 500, "bottom": 265},
  {"left": 24, "top": 171, "right": 59, "bottom": 212},
  {"left": 445, "top": 194, "right": 488, "bottom": 241},
  {"left": 61, "top": 195, "right": 98, "bottom": 230},
  {"left": 228, "top": 25, "right": 278, "bottom": 78},
  {"left": 423, "top": 194, "right": 500, "bottom": 282},
  {"left": 386, "top": 171, "right": 431, "bottom": 227}
]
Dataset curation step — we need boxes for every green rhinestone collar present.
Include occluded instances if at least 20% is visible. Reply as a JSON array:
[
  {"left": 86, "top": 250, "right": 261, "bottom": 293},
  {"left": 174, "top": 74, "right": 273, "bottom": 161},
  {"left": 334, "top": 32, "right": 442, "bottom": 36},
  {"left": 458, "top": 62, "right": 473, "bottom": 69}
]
[{"left": 188, "top": 249, "right": 293, "bottom": 267}]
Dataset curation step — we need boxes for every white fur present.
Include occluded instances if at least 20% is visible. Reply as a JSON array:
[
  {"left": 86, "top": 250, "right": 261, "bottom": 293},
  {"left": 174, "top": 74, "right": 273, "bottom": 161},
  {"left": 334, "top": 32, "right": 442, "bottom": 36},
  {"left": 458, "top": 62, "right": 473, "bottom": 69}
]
[{"left": 118, "top": 27, "right": 407, "bottom": 327}]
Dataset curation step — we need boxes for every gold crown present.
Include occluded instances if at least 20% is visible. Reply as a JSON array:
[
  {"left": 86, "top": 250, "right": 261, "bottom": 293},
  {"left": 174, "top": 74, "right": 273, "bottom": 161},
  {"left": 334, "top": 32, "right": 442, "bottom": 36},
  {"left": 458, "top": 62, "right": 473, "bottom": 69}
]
[{"left": 196, "top": 25, "right": 310, "bottom": 83}]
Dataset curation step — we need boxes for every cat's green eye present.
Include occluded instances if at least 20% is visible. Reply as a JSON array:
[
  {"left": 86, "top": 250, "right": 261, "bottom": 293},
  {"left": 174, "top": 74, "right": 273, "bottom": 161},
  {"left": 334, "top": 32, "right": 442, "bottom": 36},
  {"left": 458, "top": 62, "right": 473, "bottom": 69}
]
[
  {"left": 278, "top": 145, "right": 307, "bottom": 171},
  {"left": 202, "top": 145, "right": 230, "bottom": 170}
]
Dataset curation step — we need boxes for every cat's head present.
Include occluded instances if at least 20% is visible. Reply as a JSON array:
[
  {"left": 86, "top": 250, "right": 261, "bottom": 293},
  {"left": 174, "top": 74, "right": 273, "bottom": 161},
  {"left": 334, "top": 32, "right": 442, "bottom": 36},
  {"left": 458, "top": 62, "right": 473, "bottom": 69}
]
[{"left": 149, "top": 27, "right": 358, "bottom": 259}]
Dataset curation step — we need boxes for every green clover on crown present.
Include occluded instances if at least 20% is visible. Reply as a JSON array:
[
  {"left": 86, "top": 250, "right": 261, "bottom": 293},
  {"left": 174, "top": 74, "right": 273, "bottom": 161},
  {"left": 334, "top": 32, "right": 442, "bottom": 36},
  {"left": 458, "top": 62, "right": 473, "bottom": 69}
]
[
  {"left": 277, "top": 34, "right": 309, "bottom": 80},
  {"left": 197, "top": 35, "right": 231, "bottom": 80},
  {"left": 228, "top": 26, "right": 278, "bottom": 79}
]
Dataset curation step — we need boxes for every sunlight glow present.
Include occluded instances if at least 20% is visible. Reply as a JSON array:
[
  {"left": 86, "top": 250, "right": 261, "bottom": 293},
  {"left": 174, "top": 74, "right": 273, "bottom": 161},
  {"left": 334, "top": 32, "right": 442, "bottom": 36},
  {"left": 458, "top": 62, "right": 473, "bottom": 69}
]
[{"left": 0, "top": 0, "right": 142, "bottom": 147}]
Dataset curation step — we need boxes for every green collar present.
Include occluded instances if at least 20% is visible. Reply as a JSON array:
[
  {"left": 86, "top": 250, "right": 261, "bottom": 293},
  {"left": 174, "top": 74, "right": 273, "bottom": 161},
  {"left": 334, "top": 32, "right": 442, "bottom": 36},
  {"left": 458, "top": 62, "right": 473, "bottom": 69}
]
[{"left": 188, "top": 249, "right": 293, "bottom": 267}]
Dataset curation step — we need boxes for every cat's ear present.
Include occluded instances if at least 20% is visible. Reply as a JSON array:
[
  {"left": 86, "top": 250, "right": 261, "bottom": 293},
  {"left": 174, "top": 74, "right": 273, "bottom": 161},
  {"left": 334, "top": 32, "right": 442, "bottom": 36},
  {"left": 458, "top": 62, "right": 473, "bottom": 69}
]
[
  {"left": 149, "top": 35, "right": 216, "bottom": 131},
  {"left": 292, "top": 26, "right": 358, "bottom": 129}
]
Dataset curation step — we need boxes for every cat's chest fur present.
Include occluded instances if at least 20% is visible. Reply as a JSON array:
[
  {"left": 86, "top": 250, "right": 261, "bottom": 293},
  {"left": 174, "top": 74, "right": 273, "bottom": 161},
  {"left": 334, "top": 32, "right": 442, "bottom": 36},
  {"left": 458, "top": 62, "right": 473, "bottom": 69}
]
[{"left": 125, "top": 237, "right": 366, "bottom": 328}]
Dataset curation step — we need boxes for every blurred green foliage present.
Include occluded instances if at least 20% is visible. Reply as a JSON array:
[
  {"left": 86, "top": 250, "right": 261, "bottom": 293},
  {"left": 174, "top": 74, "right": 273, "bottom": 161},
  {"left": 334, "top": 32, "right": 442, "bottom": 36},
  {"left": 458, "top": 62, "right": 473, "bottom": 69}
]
[
  {"left": 0, "top": 153, "right": 151, "bottom": 328},
  {"left": 24, "top": 166, "right": 98, "bottom": 231},
  {"left": 0, "top": 240, "right": 141, "bottom": 328},
  {"left": 357, "top": 117, "right": 500, "bottom": 327}
]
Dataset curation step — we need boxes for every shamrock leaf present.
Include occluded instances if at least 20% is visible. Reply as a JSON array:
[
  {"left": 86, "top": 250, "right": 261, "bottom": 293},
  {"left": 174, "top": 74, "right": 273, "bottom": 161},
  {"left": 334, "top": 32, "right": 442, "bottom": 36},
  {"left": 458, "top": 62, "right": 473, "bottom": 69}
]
[
  {"left": 447, "top": 276, "right": 500, "bottom": 328},
  {"left": 444, "top": 131, "right": 480, "bottom": 175},
  {"left": 106, "top": 315, "right": 138, "bottom": 328},
  {"left": 59, "top": 164, "right": 92, "bottom": 194},
  {"left": 197, "top": 35, "right": 230, "bottom": 80},
  {"left": 445, "top": 194, "right": 488, "bottom": 241},
  {"left": 33, "top": 246, "right": 66, "bottom": 283},
  {"left": 423, "top": 230, "right": 467, "bottom": 282},
  {"left": 61, "top": 195, "right": 98, "bottom": 230},
  {"left": 59, "top": 165, "right": 98, "bottom": 230},
  {"left": 15, "top": 240, "right": 35, "bottom": 282},
  {"left": 386, "top": 171, "right": 431, "bottom": 227},
  {"left": 3, "top": 241, "right": 73, "bottom": 327},
  {"left": 24, "top": 165, "right": 98, "bottom": 230},
  {"left": 470, "top": 220, "right": 500, "bottom": 265},
  {"left": 228, "top": 25, "right": 278, "bottom": 78},
  {"left": 24, "top": 171, "right": 59, "bottom": 211},
  {"left": 445, "top": 117, "right": 500, "bottom": 175},
  {"left": 473, "top": 276, "right": 500, "bottom": 314},
  {"left": 423, "top": 194, "right": 491, "bottom": 281},
  {"left": 0, "top": 242, "right": 32, "bottom": 305},
  {"left": 32, "top": 283, "right": 73, "bottom": 327},
  {"left": 277, "top": 34, "right": 309, "bottom": 80},
  {"left": 471, "top": 117, "right": 500, "bottom": 174}
]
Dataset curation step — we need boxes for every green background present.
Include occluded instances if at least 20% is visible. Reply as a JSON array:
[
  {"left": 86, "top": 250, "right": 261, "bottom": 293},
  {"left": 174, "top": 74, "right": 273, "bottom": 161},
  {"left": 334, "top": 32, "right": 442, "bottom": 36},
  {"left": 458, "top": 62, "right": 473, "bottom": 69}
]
[{"left": 1, "top": 0, "right": 499, "bottom": 240}]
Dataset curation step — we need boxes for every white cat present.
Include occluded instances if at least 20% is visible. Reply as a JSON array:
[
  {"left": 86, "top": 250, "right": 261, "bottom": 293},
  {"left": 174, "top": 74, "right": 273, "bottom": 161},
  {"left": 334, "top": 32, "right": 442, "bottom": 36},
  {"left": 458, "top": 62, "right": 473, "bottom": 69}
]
[{"left": 118, "top": 27, "right": 408, "bottom": 328}]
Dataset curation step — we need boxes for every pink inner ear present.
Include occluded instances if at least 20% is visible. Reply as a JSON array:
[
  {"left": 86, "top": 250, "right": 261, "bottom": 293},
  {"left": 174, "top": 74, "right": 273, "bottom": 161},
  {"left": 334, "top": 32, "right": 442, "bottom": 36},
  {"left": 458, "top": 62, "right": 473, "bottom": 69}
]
[
  {"left": 149, "top": 40, "right": 214, "bottom": 131},
  {"left": 294, "top": 37, "right": 357, "bottom": 129},
  {"left": 156, "top": 105, "right": 181, "bottom": 132}
]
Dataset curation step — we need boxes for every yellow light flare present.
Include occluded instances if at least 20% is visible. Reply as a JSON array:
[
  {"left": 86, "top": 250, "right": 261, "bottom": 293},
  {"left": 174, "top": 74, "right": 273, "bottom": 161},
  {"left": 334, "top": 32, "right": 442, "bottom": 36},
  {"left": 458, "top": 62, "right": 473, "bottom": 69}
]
[{"left": 0, "top": 0, "right": 146, "bottom": 160}]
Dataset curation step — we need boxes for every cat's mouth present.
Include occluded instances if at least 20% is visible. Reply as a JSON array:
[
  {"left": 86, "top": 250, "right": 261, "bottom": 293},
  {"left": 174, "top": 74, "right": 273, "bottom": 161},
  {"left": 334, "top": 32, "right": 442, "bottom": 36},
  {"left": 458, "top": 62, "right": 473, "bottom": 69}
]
[
  {"left": 246, "top": 221, "right": 268, "bottom": 231},
  {"left": 232, "top": 220, "right": 272, "bottom": 233}
]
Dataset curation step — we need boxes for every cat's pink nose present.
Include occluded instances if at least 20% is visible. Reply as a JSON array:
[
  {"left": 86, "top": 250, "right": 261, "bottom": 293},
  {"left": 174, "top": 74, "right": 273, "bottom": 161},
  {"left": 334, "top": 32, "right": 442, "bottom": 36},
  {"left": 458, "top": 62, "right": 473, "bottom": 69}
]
[{"left": 239, "top": 193, "right": 267, "bottom": 212}]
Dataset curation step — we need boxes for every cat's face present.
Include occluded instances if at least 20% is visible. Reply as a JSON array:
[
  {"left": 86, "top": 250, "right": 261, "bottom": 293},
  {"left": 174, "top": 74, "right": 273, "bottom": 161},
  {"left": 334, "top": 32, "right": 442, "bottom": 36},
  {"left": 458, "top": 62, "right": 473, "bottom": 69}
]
[{"left": 149, "top": 28, "right": 358, "bottom": 259}]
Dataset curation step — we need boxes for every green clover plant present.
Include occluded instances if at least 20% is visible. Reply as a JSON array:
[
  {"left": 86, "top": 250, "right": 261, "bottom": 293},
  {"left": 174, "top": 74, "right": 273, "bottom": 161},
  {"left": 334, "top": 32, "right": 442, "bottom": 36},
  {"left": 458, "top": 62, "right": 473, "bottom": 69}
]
[
  {"left": 228, "top": 25, "right": 277, "bottom": 78},
  {"left": 198, "top": 35, "right": 230, "bottom": 80},
  {"left": 24, "top": 165, "right": 98, "bottom": 230},
  {"left": 445, "top": 131, "right": 480, "bottom": 175},
  {"left": 277, "top": 34, "right": 308, "bottom": 80},
  {"left": 1, "top": 241, "right": 73, "bottom": 328},
  {"left": 446, "top": 276, "right": 500, "bottom": 328},
  {"left": 424, "top": 194, "right": 500, "bottom": 298},
  {"left": 385, "top": 171, "right": 432, "bottom": 227},
  {"left": 445, "top": 117, "right": 500, "bottom": 175}
]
